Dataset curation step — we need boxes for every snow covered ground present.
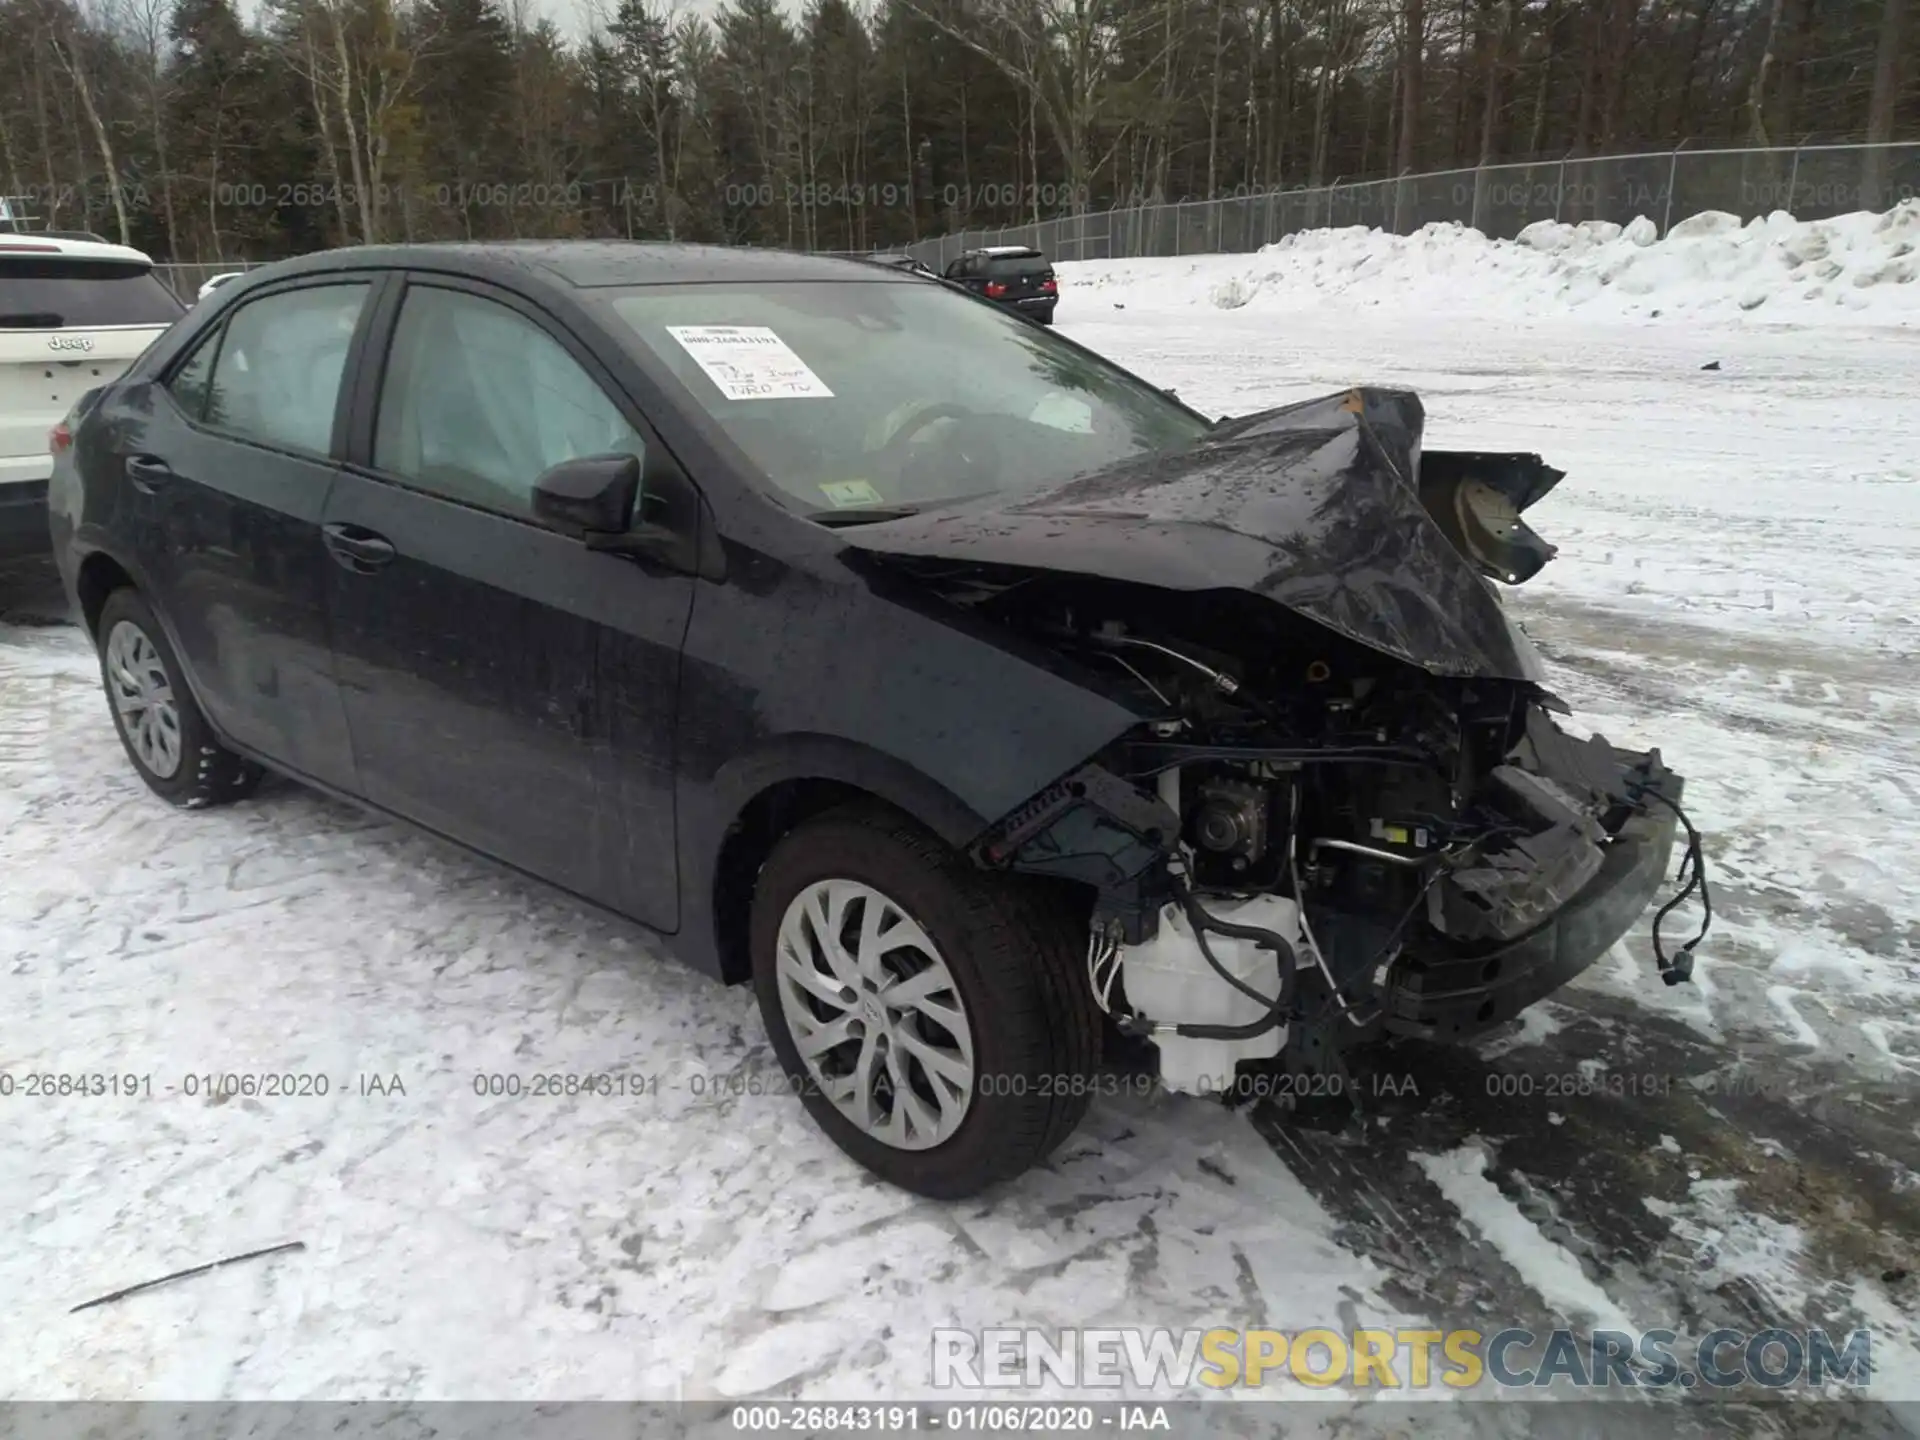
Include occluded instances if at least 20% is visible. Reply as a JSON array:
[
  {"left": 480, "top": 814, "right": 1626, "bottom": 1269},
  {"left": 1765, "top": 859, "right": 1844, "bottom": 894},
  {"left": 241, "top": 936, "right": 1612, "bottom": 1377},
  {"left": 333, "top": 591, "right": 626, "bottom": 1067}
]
[{"left": 3, "top": 214, "right": 1918, "bottom": 1420}]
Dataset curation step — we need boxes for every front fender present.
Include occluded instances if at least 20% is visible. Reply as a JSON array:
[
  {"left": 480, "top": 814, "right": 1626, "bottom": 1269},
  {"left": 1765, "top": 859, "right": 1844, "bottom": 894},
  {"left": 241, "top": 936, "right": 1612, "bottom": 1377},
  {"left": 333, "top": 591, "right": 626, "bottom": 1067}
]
[
  {"left": 707, "top": 732, "right": 992, "bottom": 852},
  {"left": 663, "top": 562, "right": 1149, "bottom": 980},
  {"left": 668, "top": 731, "right": 1045, "bottom": 985}
]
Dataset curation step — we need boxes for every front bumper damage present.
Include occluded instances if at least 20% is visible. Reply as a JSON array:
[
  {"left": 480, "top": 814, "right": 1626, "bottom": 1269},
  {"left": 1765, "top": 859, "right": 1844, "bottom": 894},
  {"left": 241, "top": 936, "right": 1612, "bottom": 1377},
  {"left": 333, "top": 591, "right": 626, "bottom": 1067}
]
[
  {"left": 970, "top": 715, "right": 1696, "bottom": 1083},
  {"left": 866, "top": 382, "right": 1710, "bottom": 1089},
  {"left": 1382, "top": 747, "right": 1682, "bottom": 1042}
]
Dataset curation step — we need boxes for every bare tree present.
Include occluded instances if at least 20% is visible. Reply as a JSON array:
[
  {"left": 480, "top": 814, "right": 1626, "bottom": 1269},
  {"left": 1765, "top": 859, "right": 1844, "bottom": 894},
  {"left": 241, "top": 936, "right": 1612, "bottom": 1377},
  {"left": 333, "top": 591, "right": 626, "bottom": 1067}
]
[
  {"left": 1308, "top": 0, "right": 1377, "bottom": 187},
  {"left": 1391, "top": 0, "right": 1423, "bottom": 229},
  {"left": 45, "top": 0, "right": 135, "bottom": 243},
  {"left": 1596, "top": 0, "right": 1642, "bottom": 149},
  {"left": 303, "top": 22, "right": 356, "bottom": 241},
  {"left": 1745, "top": 0, "right": 1786, "bottom": 147},
  {"left": 30, "top": 34, "right": 65, "bottom": 226},
  {"left": 0, "top": 88, "right": 26, "bottom": 199},
  {"left": 1202, "top": 0, "right": 1226, "bottom": 200},
  {"left": 126, "top": 0, "right": 181, "bottom": 258},
  {"left": 274, "top": 0, "right": 437, "bottom": 243},
  {"left": 1, "top": 0, "right": 1911, "bottom": 265},
  {"left": 1860, "top": 0, "right": 1907, "bottom": 206},
  {"left": 1470, "top": 0, "right": 1513, "bottom": 227},
  {"left": 903, "top": 0, "right": 1175, "bottom": 211},
  {"left": 617, "top": 0, "right": 691, "bottom": 240}
]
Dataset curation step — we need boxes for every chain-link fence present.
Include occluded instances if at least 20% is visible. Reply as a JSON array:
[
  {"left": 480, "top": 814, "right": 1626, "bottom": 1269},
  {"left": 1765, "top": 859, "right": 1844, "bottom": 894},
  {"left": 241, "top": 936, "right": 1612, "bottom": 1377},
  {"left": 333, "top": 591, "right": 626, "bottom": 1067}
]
[
  {"left": 899, "top": 141, "right": 1920, "bottom": 272},
  {"left": 139, "top": 140, "right": 1919, "bottom": 283}
]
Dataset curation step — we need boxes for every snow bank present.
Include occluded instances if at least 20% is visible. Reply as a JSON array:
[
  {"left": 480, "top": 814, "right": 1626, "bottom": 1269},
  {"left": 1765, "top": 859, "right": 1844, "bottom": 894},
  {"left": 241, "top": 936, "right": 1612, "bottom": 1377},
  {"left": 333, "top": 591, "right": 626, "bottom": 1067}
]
[{"left": 1065, "top": 201, "right": 1920, "bottom": 325}]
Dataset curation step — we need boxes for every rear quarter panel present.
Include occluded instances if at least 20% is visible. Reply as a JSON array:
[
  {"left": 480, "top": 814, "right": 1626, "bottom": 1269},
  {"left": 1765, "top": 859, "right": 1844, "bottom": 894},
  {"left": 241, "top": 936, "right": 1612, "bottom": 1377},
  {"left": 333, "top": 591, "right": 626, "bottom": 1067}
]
[{"left": 48, "top": 381, "right": 142, "bottom": 604}]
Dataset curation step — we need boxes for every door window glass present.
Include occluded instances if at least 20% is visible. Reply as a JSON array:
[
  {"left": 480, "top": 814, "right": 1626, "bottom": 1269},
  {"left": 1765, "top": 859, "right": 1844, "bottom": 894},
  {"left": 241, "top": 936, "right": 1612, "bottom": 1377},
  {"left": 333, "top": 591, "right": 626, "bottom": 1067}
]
[
  {"left": 167, "top": 326, "right": 221, "bottom": 422},
  {"left": 373, "top": 285, "right": 644, "bottom": 520},
  {"left": 204, "top": 283, "right": 369, "bottom": 455}
]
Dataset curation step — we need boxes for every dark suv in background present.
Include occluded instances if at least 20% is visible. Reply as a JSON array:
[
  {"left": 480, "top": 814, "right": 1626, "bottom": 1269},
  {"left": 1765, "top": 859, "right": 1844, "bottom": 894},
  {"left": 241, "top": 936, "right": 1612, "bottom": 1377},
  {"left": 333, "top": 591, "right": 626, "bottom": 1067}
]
[{"left": 943, "top": 246, "right": 1057, "bottom": 324}]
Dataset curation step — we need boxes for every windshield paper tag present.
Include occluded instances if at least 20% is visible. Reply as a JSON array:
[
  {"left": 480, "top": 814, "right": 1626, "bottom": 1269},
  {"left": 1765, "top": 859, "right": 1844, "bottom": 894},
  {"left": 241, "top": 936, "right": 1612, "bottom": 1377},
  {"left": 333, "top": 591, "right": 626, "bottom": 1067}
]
[
  {"left": 667, "top": 325, "right": 834, "bottom": 400},
  {"left": 819, "top": 480, "right": 883, "bottom": 508}
]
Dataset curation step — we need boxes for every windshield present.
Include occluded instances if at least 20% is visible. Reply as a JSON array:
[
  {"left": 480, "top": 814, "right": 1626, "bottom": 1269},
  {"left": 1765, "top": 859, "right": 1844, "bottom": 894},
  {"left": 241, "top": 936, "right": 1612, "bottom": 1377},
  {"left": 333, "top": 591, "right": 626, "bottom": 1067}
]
[
  {"left": 0, "top": 259, "right": 184, "bottom": 328},
  {"left": 600, "top": 280, "right": 1206, "bottom": 517}
]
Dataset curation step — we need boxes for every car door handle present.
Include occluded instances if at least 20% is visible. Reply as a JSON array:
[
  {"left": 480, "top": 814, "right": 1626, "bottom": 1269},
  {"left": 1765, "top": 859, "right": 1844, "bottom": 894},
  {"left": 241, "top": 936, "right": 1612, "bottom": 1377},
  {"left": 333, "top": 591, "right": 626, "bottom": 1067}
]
[
  {"left": 322, "top": 522, "right": 397, "bottom": 572},
  {"left": 125, "top": 455, "right": 173, "bottom": 493}
]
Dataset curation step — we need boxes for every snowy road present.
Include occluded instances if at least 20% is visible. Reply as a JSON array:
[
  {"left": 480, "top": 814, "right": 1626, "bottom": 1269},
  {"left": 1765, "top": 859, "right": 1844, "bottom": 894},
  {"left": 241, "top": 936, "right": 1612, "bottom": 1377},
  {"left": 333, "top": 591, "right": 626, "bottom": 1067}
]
[
  {"left": 4, "top": 247, "right": 1918, "bottom": 1421},
  {"left": 1063, "top": 288, "right": 1920, "bottom": 1413}
]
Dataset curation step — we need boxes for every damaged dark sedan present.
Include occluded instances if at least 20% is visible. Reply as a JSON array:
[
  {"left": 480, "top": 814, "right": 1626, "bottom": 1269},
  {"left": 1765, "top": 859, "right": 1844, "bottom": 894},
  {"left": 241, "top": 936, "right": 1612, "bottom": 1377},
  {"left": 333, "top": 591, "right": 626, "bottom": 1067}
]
[{"left": 49, "top": 242, "right": 1707, "bottom": 1198}]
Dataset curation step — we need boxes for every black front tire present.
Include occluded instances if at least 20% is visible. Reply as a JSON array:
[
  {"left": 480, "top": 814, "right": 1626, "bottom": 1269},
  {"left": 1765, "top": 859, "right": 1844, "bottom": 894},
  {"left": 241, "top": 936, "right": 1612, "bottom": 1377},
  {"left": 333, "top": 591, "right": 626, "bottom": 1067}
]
[
  {"left": 96, "top": 587, "right": 262, "bottom": 808},
  {"left": 750, "top": 803, "right": 1100, "bottom": 1199}
]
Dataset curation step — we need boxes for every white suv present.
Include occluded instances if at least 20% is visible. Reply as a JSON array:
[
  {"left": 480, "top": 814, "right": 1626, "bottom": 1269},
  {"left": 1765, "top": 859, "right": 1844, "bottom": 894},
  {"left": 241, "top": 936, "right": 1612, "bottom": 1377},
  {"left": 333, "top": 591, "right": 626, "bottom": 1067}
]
[{"left": 1, "top": 235, "right": 184, "bottom": 558}]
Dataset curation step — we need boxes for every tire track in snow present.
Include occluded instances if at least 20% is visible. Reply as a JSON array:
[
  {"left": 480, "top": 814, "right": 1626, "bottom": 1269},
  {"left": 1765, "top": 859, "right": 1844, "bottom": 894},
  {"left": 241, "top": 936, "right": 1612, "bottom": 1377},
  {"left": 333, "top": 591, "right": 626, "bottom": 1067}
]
[{"left": 1252, "top": 997, "right": 1920, "bottom": 1400}]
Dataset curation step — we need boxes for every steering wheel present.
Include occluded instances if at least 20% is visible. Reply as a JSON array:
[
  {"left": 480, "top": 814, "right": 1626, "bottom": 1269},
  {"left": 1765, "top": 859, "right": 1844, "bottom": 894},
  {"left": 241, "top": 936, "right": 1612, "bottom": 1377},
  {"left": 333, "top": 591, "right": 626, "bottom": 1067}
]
[
  {"left": 876, "top": 402, "right": 978, "bottom": 458},
  {"left": 875, "top": 402, "right": 1001, "bottom": 500}
]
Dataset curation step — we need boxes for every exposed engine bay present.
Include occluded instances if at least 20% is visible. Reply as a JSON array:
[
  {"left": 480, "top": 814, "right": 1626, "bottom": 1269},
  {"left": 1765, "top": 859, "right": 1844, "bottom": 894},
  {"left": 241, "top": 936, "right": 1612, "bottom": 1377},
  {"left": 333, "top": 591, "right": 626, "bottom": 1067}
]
[
  {"left": 955, "top": 576, "right": 1706, "bottom": 1093},
  {"left": 848, "top": 390, "right": 1712, "bottom": 1096}
]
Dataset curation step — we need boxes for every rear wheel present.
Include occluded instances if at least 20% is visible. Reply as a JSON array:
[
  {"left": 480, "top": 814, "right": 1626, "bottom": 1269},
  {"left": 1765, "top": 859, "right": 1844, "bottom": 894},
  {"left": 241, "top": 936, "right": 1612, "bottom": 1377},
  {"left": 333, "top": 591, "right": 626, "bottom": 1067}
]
[
  {"left": 749, "top": 804, "right": 1099, "bottom": 1198},
  {"left": 96, "top": 587, "right": 261, "bottom": 808}
]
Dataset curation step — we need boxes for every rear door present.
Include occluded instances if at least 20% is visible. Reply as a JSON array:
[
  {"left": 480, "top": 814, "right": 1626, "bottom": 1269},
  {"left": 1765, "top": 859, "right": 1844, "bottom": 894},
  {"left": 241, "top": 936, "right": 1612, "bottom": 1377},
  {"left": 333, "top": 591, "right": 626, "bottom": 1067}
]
[
  {"left": 0, "top": 250, "right": 182, "bottom": 488},
  {"left": 943, "top": 254, "right": 983, "bottom": 296},
  {"left": 322, "top": 275, "right": 693, "bottom": 924},
  {"left": 100, "top": 277, "right": 374, "bottom": 792}
]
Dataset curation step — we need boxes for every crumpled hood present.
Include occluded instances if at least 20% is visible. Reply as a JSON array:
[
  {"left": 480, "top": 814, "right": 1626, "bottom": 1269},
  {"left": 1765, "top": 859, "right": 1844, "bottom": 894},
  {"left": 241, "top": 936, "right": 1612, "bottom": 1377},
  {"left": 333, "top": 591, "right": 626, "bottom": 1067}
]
[{"left": 842, "top": 386, "right": 1558, "bottom": 682}]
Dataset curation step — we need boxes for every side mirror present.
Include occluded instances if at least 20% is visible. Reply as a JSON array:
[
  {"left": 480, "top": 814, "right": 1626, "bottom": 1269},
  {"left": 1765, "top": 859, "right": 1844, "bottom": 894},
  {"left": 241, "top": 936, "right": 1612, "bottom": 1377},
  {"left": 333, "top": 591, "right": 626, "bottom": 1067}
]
[
  {"left": 534, "top": 449, "right": 726, "bottom": 582},
  {"left": 531, "top": 453, "right": 640, "bottom": 538}
]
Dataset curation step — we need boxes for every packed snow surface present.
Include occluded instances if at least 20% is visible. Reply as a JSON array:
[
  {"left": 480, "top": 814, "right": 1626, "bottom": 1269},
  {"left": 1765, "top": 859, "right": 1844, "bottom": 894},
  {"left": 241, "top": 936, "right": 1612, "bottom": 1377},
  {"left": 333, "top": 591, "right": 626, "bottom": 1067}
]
[
  {"left": 1072, "top": 202, "right": 1920, "bottom": 324},
  {"left": 1415, "top": 1145, "right": 1638, "bottom": 1334},
  {"left": 4, "top": 219, "right": 1919, "bottom": 1408}
]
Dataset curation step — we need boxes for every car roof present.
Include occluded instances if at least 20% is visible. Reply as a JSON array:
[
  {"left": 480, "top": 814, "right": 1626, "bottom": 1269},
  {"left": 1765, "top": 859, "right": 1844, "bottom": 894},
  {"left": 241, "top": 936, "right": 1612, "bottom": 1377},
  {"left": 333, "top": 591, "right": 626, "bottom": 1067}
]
[
  {"left": 0, "top": 234, "right": 156, "bottom": 265},
  {"left": 975, "top": 245, "right": 1043, "bottom": 258},
  {"left": 254, "top": 241, "right": 904, "bottom": 290}
]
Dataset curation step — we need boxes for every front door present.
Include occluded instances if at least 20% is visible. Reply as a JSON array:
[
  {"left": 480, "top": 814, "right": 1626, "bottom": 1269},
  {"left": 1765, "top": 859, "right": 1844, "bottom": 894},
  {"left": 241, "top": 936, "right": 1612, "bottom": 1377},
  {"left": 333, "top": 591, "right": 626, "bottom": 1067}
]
[{"left": 321, "top": 277, "right": 692, "bottom": 923}]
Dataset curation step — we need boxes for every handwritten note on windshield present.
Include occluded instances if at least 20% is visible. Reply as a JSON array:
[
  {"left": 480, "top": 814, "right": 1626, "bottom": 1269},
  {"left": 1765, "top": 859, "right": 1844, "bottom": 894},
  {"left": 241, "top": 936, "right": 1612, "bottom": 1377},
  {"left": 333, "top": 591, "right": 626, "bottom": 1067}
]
[{"left": 668, "top": 326, "right": 835, "bottom": 400}]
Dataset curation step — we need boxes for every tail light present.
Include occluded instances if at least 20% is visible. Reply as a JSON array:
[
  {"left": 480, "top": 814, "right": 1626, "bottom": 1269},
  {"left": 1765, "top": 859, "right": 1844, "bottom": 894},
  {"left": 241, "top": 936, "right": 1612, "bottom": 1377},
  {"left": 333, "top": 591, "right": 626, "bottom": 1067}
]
[
  {"left": 48, "top": 422, "right": 73, "bottom": 456},
  {"left": 1041, "top": 277, "right": 1058, "bottom": 294},
  {"left": 984, "top": 280, "right": 1008, "bottom": 298}
]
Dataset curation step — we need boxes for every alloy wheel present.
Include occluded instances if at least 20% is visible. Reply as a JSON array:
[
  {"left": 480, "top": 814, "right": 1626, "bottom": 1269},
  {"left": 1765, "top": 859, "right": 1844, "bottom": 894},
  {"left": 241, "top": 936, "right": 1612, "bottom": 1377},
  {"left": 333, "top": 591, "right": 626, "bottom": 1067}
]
[
  {"left": 104, "top": 619, "right": 183, "bottom": 779},
  {"left": 773, "top": 878, "right": 976, "bottom": 1151}
]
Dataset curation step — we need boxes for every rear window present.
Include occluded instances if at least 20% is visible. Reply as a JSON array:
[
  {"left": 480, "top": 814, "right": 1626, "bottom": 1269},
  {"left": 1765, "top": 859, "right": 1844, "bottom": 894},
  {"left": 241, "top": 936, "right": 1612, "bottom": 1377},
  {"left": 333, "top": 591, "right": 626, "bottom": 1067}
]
[
  {"left": 983, "top": 253, "right": 1049, "bottom": 278},
  {"left": 0, "top": 258, "right": 184, "bottom": 329}
]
